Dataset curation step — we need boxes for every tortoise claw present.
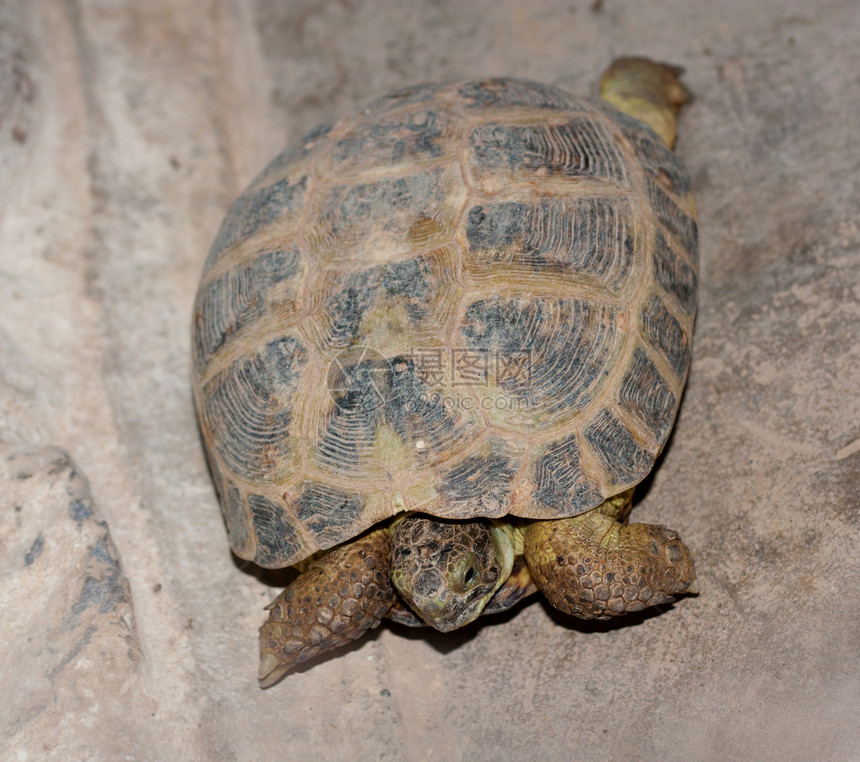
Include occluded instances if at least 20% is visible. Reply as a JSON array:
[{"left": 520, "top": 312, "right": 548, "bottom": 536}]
[{"left": 258, "top": 652, "right": 290, "bottom": 689}]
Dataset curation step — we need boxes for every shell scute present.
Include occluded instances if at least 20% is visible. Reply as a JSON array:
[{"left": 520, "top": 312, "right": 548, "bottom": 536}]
[
  {"left": 626, "top": 129, "right": 691, "bottom": 197},
  {"left": 646, "top": 178, "right": 698, "bottom": 262},
  {"left": 248, "top": 492, "right": 304, "bottom": 568},
  {"left": 653, "top": 231, "right": 697, "bottom": 315},
  {"left": 364, "top": 82, "right": 451, "bottom": 118},
  {"left": 311, "top": 378, "right": 385, "bottom": 479},
  {"left": 248, "top": 122, "right": 334, "bottom": 188},
  {"left": 437, "top": 440, "right": 519, "bottom": 519},
  {"left": 616, "top": 348, "right": 677, "bottom": 445},
  {"left": 466, "top": 117, "right": 629, "bottom": 190},
  {"left": 201, "top": 336, "right": 306, "bottom": 484},
  {"left": 585, "top": 408, "right": 655, "bottom": 489},
  {"left": 224, "top": 482, "right": 253, "bottom": 557},
  {"left": 306, "top": 247, "right": 459, "bottom": 356},
  {"left": 382, "top": 356, "right": 481, "bottom": 464},
  {"left": 601, "top": 105, "right": 693, "bottom": 193},
  {"left": 295, "top": 482, "right": 366, "bottom": 549},
  {"left": 308, "top": 165, "right": 465, "bottom": 267},
  {"left": 204, "top": 175, "right": 309, "bottom": 273},
  {"left": 533, "top": 434, "right": 604, "bottom": 517},
  {"left": 461, "top": 197, "right": 635, "bottom": 291},
  {"left": 639, "top": 295, "right": 690, "bottom": 380},
  {"left": 457, "top": 78, "right": 588, "bottom": 111},
  {"left": 194, "top": 246, "right": 304, "bottom": 371},
  {"left": 460, "top": 297, "right": 621, "bottom": 430},
  {"left": 319, "top": 107, "right": 457, "bottom": 177}
]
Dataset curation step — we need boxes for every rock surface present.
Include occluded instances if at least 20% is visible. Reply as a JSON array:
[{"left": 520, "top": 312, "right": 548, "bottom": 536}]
[
  {"left": 0, "top": 446, "right": 147, "bottom": 761},
  {"left": 1, "top": 1, "right": 858, "bottom": 759}
]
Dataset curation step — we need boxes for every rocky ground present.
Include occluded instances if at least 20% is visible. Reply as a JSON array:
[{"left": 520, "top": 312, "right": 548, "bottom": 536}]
[{"left": 1, "top": 1, "right": 858, "bottom": 759}]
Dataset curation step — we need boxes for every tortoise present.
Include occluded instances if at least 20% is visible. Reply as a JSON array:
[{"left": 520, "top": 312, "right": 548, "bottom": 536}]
[{"left": 192, "top": 58, "right": 699, "bottom": 687}]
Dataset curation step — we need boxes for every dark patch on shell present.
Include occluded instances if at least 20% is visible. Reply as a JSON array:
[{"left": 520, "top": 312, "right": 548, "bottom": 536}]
[
  {"left": 646, "top": 178, "right": 698, "bottom": 263},
  {"left": 205, "top": 176, "right": 309, "bottom": 270},
  {"left": 249, "top": 493, "right": 302, "bottom": 567},
  {"left": 326, "top": 350, "right": 391, "bottom": 415},
  {"left": 628, "top": 130, "right": 691, "bottom": 196},
  {"left": 366, "top": 82, "right": 447, "bottom": 115},
  {"left": 458, "top": 78, "right": 587, "bottom": 110},
  {"left": 461, "top": 297, "right": 617, "bottom": 413},
  {"left": 296, "top": 482, "right": 365, "bottom": 548},
  {"left": 640, "top": 295, "right": 690, "bottom": 379},
  {"left": 653, "top": 231, "right": 697, "bottom": 315},
  {"left": 249, "top": 121, "right": 334, "bottom": 186},
  {"left": 329, "top": 109, "right": 447, "bottom": 170},
  {"left": 384, "top": 356, "right": 475, "bottom": 458},
  {"left": 617, "top": 348, "right": 677, "bottom": 443},
  {"left": 315, "top": 367, "right": 385, "bottom": 475},
  {"left": 310, "top": 167, "right": 457, "bottom": 263},
  {"left": 202, "top": 337, "right": 306, "bottom": 482},
  {"left": 323, "top": 269, "right": 381, "bottom": 348},
  {"left": 464, "top": 197, "right": 634, "bottom": 289},
  {"left": 585, "top": 408, "right": 655, "bottom": 486},
  {"left": 320, "top": 171, "right": 435, "bottom": 232},
  {"left": 438, "top": 449, "right": 516, "bottom": 518},
  {"left": 382, "top": 257, "right": 433, "bottom": 320},
  {"left": 534, "top": 433, "right": 603, "bottom": 513},
  {"left": 601, "top": 104, "right": 693, "bottom": 197},
  {"left": 468, "top": 118, "right": 627, "bottom": 182},
  {"left": 194, "top": 247, "right": 301, "bottom": 369},
  {"left": 223, "top": 483, "right": 252, "bottom": 558}
]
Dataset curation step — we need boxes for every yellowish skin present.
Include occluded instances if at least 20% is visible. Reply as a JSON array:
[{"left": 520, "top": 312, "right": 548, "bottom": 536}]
[
  {"left": 259, "top": 58, "right": 698, "bottom": 687},
  {"left": 599, "top": 57, "right": 690, "bottom": 148}
]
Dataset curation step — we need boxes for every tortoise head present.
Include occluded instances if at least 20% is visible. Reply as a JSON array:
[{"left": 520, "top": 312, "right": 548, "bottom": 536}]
[{"left": 390, "top": 514, "right": 514, "bottom": 632}]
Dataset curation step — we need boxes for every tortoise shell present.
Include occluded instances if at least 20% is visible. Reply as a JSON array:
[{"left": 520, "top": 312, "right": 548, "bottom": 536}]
[{"left": 192, "top": 78, "right": 697, "bottom": 570}]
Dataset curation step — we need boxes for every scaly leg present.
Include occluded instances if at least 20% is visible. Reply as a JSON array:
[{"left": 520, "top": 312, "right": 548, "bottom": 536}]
[
  {"left": 258, "top": 527, "right": 396, "bottom": 687},
  {"left": 524, "top": 497, "right": 696, "bottom": 620}
]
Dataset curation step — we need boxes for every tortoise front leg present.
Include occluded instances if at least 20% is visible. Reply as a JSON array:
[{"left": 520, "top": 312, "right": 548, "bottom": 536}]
[
  {"left": 523, "top": 497, "right": 696, "bottom": 620},
  {"left": 258, "top": 527, "right": 396, "bottom": 687}
]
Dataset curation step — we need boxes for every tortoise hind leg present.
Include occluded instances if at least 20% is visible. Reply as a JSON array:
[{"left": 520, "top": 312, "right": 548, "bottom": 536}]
[
  {"left": 258, "top": 527, "right": 396, "bottom": 687},
  {"left": 523, "top": 497, "right": 696, "bottom": 620},
  {"left": 599, "top": 57, "right": 690, "bottom": 148}
]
